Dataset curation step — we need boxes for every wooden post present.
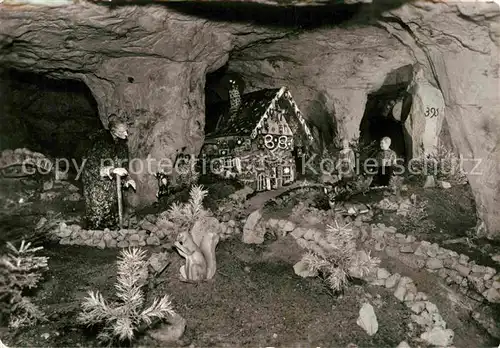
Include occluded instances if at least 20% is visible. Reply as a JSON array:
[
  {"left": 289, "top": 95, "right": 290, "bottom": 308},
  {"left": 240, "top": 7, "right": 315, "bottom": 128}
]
[{"left": 116, "top": 174, "right": 123, "bottom": 229}]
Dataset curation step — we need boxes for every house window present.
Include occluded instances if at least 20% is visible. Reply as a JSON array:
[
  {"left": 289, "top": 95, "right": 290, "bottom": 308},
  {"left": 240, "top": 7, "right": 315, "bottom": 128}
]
[
  {"left": 282, "top": 166, "right": 294, "bottom": 183},
  {"left": 219, "top": 157, "right": 242, "bottom": 173},
  {"left": 223, "top": 157, "right": 232, "bottom": 168}
]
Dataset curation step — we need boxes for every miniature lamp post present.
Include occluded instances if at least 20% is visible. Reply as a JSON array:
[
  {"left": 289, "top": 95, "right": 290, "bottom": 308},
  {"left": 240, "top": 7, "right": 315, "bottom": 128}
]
[{"left": 100, "top": 166, "right": 136, "bottom": 229}]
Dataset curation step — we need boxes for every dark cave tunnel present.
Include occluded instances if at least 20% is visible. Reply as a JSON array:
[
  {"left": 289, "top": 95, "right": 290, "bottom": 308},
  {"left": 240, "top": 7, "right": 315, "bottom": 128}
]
[
  {"left": 0, "top": 69, "right": 103, "bottom": 176},
  {"left": 359, "top": 66, "right": 414, "bottom": 163},
  {"left": 103, "top": 0, "right": 415, "bottom": 30},
  {"left": 204, "top": 63, "right": 241, "bottom": 136}
]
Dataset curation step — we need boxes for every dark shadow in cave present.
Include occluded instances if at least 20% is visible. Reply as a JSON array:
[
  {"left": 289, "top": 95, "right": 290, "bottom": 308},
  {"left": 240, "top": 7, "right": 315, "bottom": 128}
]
[
  {"left": 359, "top": 83, "right": 412, "bottom": 163},
  {"left": 0, "top": 69, "right": 103, "bottom": 174},
  {"left": 96, "top": 0, "right": 415, "bottom": 29},
  {"left": 204, "top": 63, "right": 246, "bottom": 135}
]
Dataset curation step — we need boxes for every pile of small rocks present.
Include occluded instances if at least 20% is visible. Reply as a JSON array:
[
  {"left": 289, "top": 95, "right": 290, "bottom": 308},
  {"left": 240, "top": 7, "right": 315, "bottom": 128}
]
[
  {"left": 366, "top": 223, "right": 500, "bottom": 304},
  {"left": 242, "top": 209, "right": 297, "bottom": 244},
  {"left": 219, "top": 219, "right": 242, "bottom": 240}
]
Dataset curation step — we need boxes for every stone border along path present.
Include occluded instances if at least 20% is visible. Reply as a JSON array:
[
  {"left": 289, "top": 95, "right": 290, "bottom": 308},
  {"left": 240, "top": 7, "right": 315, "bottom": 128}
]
[
  {"left": 51, "top": 218, "right": 240, "bottom": 249},
  {"left": 50, "top": 182, "right": 321, "bottom": 249},
  {"left": 364, "top": 223, "right": 500, "bottom": 304},
  {"left": 246, "top": 213, "right": 500, "bottom": 346},
  {"left": 260, "top": 218, "right": 455, "bottom": 347},
  {"left": 50, "top": 181, "right": 322, "bottom": 248}
]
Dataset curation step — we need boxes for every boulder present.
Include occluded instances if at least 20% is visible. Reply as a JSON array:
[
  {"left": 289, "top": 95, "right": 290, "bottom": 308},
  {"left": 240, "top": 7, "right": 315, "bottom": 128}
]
[
  {"left": 148, "top": 313, "right": 186, "bottom": 343},
  {"left": 293, "top": 260, "right": 318, "bottom": 278},
  {"left": 242, "top": 209, "right": 264, "bottom": 244},
  {"left": 420, "top": 327, "right": 454, "bottom": 347},
  {"left": 404, "top": 69, "right": 446, "bottom": 158},
  {"left": 356, "top": 303, "right": 378, "bottom": 336}
]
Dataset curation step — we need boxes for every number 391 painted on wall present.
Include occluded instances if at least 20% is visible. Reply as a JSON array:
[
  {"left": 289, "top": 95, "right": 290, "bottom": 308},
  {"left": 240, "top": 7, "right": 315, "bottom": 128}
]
[{"left": 425, "top": 107, "right": 439, "bottom": 118}]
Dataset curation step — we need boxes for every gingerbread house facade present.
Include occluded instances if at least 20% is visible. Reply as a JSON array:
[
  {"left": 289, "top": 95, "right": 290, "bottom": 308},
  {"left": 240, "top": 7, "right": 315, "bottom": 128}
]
[{"left": 201, "top": 86, "right": 315, "bottom": 191}]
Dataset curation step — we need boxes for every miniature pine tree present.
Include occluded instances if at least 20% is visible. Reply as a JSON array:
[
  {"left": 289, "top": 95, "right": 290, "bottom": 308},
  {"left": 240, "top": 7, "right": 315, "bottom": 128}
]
[
  {"left": 78, "top": 247, "right": 176, "bottom": 343},
  {"left": 0, "top": 240, "right": 49, "bottom": 329},
  {"left": 300, "top": 220, "right": 380, "bottom": 292}
]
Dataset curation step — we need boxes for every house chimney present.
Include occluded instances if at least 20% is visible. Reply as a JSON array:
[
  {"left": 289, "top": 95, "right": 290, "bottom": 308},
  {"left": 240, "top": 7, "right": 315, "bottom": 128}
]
[{"left": 228, "top": 79, "right": 241, "bottom": 116}]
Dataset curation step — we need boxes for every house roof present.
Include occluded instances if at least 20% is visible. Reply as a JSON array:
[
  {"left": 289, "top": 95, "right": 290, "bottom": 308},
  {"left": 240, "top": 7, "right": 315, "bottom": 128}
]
[{"left": 206, "top": 88, "right": 281, "bottom": 139}]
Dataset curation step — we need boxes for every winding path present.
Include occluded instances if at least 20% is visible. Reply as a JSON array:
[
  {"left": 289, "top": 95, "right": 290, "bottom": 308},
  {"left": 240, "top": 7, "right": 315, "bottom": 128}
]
[{"left": 243, "top": 180, "right": 323, "bottom": 213}]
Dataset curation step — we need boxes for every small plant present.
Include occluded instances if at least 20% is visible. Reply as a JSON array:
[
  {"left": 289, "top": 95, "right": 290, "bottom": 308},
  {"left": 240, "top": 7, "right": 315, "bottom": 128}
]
[
  {"left": 0, "top": 240, "right": 49, "bottom": 329},
  {"left": 400, "top": 197, "right": 436, "bottom": 235},
  {"left": 157, "top": 185, "right": 210, "bottom": 236},
  {"left": 389, "top": 175, "right": 404, "bottom": 197},
  {"left": 175, "top": 154, "right": 200, "bottom": 189},
  {"left": 77, "top": 247, "right": 176, "bottom": 344},
  {"left": 300, "top": 220, "right": 380, "bottom": 292},
  {"left": 410, "top": 145, "right": 467, "bottom": 184}
]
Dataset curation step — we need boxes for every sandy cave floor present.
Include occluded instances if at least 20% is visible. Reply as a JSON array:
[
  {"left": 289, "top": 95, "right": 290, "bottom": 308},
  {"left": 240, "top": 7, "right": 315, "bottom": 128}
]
[{"left": 0, "top": 177, "right": 499, "bottom": 347}]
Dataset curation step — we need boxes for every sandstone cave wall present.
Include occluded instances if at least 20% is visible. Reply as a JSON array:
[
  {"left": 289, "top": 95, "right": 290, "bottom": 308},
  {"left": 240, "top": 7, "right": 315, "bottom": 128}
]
[
  {"left": 381, "top": 2, "right": 500, "bottom": 240},
  {"left": 228, "top": 2, "right": 500, "bottom": 239},
  {"left": 228, "top": 26, "right": 415, "bottom": 143}
]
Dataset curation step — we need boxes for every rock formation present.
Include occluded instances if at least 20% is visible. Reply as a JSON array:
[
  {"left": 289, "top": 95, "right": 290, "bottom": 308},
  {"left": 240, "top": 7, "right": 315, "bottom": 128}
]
[{"left": 0, "top": 0, "right": 498, "bottom": 238}]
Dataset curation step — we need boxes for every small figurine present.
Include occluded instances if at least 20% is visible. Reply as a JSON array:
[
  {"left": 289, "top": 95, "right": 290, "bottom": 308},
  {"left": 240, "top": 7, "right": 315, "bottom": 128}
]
[
  {"left": 373, "top": 136, "right": 398, "bottom": 187},
  {"left": 155, "top": 170, "right": 170, "bottom": 198},
  {"left": 81, "top": 113, "right": 129, "bottom": 229},
  {"left": 336, "top": 138, "right": 356, "bottom": 180},
  {"left": 174, "top": 225, "right": 220, "bottom": 282},
  {"left": 174, "top": 230, "right": 208, "bottom": 282}
]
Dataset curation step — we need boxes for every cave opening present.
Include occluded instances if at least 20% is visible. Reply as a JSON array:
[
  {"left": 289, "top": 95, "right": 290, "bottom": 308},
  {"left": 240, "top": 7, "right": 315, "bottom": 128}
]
[
  {"left": 204, "top": 63, "right": 245, "bottom": 135},
  {"left": 359, "top": 66, "right": 414, "bottom": 163},
  {"left": 0, "top": 69, "right": 103, "bottom": 176}
]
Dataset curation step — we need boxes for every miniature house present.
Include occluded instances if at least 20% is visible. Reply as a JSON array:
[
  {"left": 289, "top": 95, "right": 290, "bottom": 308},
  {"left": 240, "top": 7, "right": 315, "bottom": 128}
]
[{"left": 201, "top": 86, "right": 315, "bottom": 192}]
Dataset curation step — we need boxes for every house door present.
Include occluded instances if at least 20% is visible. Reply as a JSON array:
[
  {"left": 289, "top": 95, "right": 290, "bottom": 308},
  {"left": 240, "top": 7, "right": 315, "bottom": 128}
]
[
  {"left": 275, "top": 166, "right": 284, "bottom": 188},
  {"left": 257, "top": 173, "right": 267, "bottom": 191}
]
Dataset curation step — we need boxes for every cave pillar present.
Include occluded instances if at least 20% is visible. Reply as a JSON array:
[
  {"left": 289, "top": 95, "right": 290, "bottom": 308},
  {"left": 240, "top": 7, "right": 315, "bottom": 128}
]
[
  {"left": 428, "top": 50, "right": 500, "bottom": 240},
  {"left": 331, "top": 89, "right": 367, "bottom": 144},
  {"left": 84, "top": 57, "right": 207, "bottom": 209},
  {"left": 404, "top": 69, "right": 445, "bottom": 158}
]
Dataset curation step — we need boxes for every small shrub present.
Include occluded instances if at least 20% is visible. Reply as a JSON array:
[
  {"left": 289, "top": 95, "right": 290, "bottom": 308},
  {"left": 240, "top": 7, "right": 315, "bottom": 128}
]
[
  {"left": 0, "top": 240, "right": 49, "bottom": 329},
  {"left": 156, "top": 184, "right": 210, "bottom": 240},
  {"left": 389, "top": 175, "right": 404, "bottom": 197},
  {"left": 77, "top": 247, "right": 176, "bottom": 344},
  {"left": 175, "top": 154, "right": 200, "bottom": 189},
  {"left": 409, "top": 145, "right": 467, "bottom": 184},
  {"left": 400, "top": 197, "right": 436, "bottom": 235},
  {"left": 300, "top": 220, "right": 380, "bottom": 292}
]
